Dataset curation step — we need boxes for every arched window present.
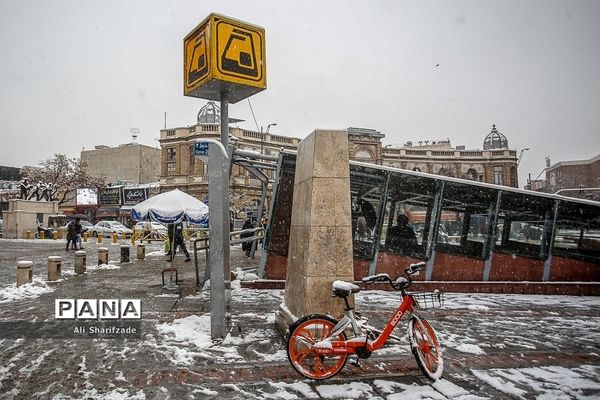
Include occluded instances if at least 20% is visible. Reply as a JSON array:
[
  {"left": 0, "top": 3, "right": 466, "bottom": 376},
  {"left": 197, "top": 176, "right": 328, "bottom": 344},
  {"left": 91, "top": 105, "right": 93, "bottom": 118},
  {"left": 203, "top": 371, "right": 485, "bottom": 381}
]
[{"left": 354, "top": 148, "right": 374, "bottom": 160}]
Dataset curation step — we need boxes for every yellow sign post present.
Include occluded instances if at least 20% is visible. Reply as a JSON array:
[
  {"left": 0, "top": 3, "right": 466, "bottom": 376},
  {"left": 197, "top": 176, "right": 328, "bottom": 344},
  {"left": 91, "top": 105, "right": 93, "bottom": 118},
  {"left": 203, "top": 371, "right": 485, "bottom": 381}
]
[
  {"left": 183, "top": 13, "right": 267, "bottom": 339},
  {"left": 184, "top": 13, "right": 266, "bottom": 103}
]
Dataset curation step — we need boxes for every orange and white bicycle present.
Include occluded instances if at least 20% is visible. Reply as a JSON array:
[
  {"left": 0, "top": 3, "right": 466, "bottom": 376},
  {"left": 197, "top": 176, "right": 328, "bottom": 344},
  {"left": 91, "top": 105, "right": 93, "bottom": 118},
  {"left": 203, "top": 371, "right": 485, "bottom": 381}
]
[{"left": 286, "top": 261, "right": 444, "bottom": 380}]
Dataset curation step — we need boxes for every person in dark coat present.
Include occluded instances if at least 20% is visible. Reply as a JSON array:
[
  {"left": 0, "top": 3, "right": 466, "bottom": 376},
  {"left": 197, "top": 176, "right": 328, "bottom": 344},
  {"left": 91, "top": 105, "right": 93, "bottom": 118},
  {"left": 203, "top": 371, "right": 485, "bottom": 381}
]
[
  {"left": 65, "top": 218, "right": 79, "bottom": 251},
  {"left": 173, "top": 222, "right": 191, "bottom": 262},
  {"left": 240, "top": 219, "right": 254, "bottom": 257},
  {"left": 386, "top": 214, "right": 418, "bottom": 254}
]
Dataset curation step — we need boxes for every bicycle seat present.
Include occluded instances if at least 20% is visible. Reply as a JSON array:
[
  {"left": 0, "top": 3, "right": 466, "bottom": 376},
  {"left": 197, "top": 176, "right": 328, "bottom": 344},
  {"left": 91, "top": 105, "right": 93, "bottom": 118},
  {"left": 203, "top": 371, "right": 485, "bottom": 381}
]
[{"left": 332, "top": 280, "right": 360, "bottom": 298}]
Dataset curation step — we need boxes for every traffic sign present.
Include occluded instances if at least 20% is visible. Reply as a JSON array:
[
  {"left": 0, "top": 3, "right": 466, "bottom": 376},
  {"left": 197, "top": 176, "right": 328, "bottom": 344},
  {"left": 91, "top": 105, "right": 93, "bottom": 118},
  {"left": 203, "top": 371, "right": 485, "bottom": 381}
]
[
  {"left": 184, "top": 14, "right": 266, "bottom": 103},
  {"left": 194, "top": 141, "right": 210, "bottom": 157}
]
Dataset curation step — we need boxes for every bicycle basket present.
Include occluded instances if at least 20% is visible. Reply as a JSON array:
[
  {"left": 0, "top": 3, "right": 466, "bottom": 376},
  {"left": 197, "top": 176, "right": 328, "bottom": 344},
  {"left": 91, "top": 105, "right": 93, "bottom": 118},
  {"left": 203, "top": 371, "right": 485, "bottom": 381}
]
[{"left": 411, "top": 291, "right": 444, "bottom": 309}]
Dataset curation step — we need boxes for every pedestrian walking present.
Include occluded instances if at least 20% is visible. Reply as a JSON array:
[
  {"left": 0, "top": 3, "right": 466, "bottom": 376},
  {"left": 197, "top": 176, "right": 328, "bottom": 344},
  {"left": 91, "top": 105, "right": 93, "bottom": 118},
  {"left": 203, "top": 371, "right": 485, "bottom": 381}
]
[
  {"left": 75, "top": 219, "right": 84, "bottom": 249},
  {"left": 65, "top": 218, "right": 78, "bottom": 251},
  {"left": 240, "top": 219, "right": 254, "bottom": 257},
  {"left": 173, "top": 222, "right": 191, "bottom": 262}
]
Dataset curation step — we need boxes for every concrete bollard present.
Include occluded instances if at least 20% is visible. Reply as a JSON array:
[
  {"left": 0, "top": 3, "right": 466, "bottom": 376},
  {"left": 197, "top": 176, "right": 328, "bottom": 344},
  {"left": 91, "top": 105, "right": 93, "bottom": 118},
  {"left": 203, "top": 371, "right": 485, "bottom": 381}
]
[
  {"left": 17, "top": 261, "right": 33, "bottom": 287},
  {"left": 25, "top": 230, "right": 32, "bottom": 240},
  {"left": 75, "top": 250, "right": 86, "bottom": 274},
  {"left": 137, "top": 244, "right": 146, "bottom": 260},
  {"left": 120, "top": 245, "right": 130, "bottom": 263},
  {"left": 48, "top": 256, "right": 62, "bottom": 281},
  {"left": 53, "top": 231, "right": 58, "bottom": 240},
  {"left": 98, "top": 247, "right": 109, "bottom": 265},
  {"left": 39, "top": 230, "right": 45, "bottom": 239},
  {"left": 97, "top": 234, "right": 103, "bottom": 244},
  {"left": 111, "top": 233, "right": 118, "bottom": 245}
]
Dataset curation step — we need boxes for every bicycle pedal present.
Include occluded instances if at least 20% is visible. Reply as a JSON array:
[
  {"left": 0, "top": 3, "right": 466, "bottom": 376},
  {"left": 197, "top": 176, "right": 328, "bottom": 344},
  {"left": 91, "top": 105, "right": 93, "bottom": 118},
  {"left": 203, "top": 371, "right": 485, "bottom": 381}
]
[{"left": 350, "top": 358, "right": 362, "bottom": 368}]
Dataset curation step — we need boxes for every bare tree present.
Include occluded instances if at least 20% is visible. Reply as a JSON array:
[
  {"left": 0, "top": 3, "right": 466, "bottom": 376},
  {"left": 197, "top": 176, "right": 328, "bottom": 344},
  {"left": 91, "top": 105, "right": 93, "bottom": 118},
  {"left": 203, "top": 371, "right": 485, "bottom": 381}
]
[{"left": 21, "top": 154, "right": 106, "bottom": 205}]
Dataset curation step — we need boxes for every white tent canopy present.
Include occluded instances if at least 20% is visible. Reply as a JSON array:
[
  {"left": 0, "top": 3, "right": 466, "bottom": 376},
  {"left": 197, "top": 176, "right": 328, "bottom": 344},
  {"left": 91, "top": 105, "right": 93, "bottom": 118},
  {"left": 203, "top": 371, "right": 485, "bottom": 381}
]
[{"left": 130, "top": 189, "right": 209, "bottom": 224}]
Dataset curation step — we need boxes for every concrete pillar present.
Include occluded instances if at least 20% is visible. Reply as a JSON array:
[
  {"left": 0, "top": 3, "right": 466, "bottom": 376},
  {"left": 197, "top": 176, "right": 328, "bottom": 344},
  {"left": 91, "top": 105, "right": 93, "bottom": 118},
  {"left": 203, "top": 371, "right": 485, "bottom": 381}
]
[
  {"left": 120, "top": 245, "right": 130, "bottom": 263},
  {"left": 98, "top": 247, "right": 109, "bottom": 265},
  {"left": 47, "top": 256, "right": 62, "bottom": 281},
  {"left": 75, "top": 250, "right": 86, "bottom": 274},
  {"left": 137, "top": 244, "right": 145, "bottom": 260},
  {"left": 97, "top": 234, "right": 103, "bottom": 244},
  {"left": 275, "top": 130, "right": 354, "bottom": 333},
  {"left": 17, "top": 261, "right": 33, "bottom": 287}
]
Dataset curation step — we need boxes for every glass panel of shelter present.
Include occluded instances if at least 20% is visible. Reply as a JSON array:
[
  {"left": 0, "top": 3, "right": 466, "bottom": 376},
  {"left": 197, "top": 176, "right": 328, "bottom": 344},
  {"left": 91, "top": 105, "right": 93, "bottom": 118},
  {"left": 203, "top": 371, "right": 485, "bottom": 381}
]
[
  {"left": 553, "top": 201, "right": 600, "bottom": 260},
  {"left": 495, "top": 191, "right": 555, "bottom": 259}
]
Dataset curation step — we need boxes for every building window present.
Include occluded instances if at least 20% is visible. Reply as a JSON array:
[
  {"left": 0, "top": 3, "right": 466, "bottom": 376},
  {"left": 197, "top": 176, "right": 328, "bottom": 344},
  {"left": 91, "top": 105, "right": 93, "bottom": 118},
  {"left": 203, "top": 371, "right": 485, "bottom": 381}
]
[
  {"left": 167, "top": 147, "right": 176, "bottom": 161},
  {"left": 494, "top": 166, "right": 504, "bottom": 185},
  {"left": 167, "top": 162, "right": 176, "bottom": 176},
  {"left": 354, "top": 148, "right": 374, "bottom": 160}
]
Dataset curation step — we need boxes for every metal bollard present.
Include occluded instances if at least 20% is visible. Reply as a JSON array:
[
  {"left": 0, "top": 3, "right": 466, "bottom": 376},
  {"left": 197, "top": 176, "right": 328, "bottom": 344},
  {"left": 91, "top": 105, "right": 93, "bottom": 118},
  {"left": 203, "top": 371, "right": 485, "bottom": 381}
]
[
  {"left": 98, "top": 247, "right": 109, "bottom": 265},
  {"left": 137, "top": 244, "right": 146, "bottom": 260},
  {"left": 25, "top": 230, "right": 32, "bottom": 239},
  {"left": 47, "top": 256, "right": 62, "bottom": 281},
  {"left": 75, "top": 250, "right": 86, "bottom": 274},
  {"left": 39, "top": 230, "right": 45, "bottom": 239},
  {"left": 111, "top": 233, "right": 118, "bottom": 244},
  {"left": 121, "top": 232, "right": 126, "bottom": 241},
  {"left": 120, "top": 245, "right": 130, "bottom": 263},
  {"left": 53, "top": 231, "right": 58, "bottom": 240},
  {"left": 17, "top": 261, "right": 33, "bottom": 287},
  {"left": 83, "top": 232, "right": 88, "bottom": 243},
  {"left": 97, "top": 234, "right": 103, "bottom": 244}
]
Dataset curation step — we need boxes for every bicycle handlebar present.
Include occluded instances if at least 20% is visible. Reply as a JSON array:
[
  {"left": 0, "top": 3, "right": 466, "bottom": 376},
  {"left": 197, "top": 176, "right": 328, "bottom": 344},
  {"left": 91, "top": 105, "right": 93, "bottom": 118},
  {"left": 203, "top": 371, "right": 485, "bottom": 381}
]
[{"left": 362, "top": 261, "right": 427, "bottom": 291}]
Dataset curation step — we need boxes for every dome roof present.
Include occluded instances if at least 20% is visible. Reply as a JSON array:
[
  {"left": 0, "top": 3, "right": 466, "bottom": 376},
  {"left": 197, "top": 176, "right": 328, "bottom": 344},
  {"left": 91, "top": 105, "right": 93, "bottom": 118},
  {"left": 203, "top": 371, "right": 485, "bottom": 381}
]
[
  {"left": 197, "top": 101, "right": 221, "bottom": 124},
  {"left": 483, "top": 124, "right": 509, "bottom": 150}
]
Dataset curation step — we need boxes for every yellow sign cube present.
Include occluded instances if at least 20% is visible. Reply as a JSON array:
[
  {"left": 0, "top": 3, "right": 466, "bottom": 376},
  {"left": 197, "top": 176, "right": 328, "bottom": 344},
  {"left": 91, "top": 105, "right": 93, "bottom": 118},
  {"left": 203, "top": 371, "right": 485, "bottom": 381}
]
[{"left": 184, "top": 14, "right": 266, "bottom": 104}]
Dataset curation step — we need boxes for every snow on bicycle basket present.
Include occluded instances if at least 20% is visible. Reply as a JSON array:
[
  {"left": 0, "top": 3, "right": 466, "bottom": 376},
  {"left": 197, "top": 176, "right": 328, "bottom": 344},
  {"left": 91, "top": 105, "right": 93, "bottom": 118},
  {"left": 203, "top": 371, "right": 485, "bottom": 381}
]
[{"left": 411, "top": 290, "right": 444, "bottom": 309}]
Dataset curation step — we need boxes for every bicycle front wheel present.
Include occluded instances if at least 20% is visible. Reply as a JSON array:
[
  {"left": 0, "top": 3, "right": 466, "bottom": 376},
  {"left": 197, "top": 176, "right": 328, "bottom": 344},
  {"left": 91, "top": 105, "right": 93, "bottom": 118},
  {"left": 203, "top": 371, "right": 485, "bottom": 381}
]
[
  {"left": 286, "top": 314, "right": 347, "bottom": 380},
  {"left": 408, "top": 316, "right": 443, "bottom": 380}
]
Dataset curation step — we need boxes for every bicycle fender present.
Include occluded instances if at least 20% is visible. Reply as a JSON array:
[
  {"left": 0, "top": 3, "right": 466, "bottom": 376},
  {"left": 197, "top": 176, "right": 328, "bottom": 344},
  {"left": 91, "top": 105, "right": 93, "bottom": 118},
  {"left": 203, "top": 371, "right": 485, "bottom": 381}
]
[{"left": 288, "top": 314, "right": 336, "bottom": 331}]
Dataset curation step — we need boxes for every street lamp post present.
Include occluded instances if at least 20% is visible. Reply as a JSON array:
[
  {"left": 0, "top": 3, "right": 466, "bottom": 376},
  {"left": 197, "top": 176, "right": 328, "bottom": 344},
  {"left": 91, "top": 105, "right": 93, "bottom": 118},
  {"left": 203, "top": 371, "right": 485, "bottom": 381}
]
[{"left": 261, "top": 123, "right": 277, "bottom": 154}]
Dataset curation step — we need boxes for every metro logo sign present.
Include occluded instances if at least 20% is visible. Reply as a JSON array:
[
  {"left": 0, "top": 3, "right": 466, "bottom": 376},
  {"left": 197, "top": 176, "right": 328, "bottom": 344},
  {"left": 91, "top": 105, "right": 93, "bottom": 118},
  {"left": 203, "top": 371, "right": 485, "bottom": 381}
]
[
  {"left": 215, "top": 21, "right": 263, "bottom": 82},
  {"left": 185, "top": 27, "right": 210, "bottom": 92},
  {"left": 183, "top": 14, "right": 266, "bottom": 103}
]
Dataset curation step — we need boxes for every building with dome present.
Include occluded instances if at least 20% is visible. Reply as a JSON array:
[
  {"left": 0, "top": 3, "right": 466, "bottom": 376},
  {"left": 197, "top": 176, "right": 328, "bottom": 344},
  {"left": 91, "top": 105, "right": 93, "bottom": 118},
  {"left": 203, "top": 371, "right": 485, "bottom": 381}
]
[
  {"left": 159, "top": 107, "right": 519, "bottom": 213},
  {"left": 159, "top": 102, "right": 300, "bottom": 212},
  {"left": 352, "top": 124, "right": 519, "bottom": 187}
]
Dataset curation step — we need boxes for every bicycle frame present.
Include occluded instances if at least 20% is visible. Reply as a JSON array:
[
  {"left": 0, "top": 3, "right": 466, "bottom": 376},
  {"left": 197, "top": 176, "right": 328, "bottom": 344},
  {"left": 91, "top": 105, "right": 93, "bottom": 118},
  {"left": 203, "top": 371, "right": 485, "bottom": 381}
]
[{"left": 311, "top": 292, "right": 417, "bottom": 356}]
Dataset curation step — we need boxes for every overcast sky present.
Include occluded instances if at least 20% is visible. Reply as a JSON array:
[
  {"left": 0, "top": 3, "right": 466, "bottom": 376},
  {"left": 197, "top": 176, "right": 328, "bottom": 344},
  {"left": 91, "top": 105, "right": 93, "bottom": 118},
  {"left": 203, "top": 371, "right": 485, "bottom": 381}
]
[{"left": 1, "top": 0, "right": 599, "bottom": 188}]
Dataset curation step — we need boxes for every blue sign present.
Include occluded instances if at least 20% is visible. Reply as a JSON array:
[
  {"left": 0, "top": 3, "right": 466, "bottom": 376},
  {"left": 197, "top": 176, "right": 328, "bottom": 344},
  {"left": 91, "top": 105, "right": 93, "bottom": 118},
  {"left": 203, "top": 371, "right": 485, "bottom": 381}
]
[{"left": 194, "top": 142, "right": 209, "bottom": 156}]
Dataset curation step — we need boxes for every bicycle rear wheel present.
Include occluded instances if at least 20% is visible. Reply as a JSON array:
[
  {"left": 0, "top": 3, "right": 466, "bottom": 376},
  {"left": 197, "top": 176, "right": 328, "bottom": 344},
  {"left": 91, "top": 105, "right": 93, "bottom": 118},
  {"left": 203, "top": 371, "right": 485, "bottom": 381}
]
[
  {"left": 408, "top": 316, "right": 443, "bottom": 380},
  {"left": 286, "top": 314, "right": 347, "bottom": 380}
]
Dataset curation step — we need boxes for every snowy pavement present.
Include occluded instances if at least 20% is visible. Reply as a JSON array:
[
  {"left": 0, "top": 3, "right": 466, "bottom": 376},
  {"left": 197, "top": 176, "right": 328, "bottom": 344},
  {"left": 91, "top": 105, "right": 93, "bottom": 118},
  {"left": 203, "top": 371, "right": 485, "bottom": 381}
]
[{"left": 0, "top": 239, "right": 599, "bottom": 399}]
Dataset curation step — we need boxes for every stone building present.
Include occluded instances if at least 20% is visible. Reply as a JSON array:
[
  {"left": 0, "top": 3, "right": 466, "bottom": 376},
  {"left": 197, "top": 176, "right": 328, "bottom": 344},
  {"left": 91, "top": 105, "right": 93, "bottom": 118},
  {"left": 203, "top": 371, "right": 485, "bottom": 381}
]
[
  {"left": 159, "top": 102, "right": 300, "bottom": 211},
  {"left": 79, "top": 142, "right": 160, "bottom": 222},
  {"left": 159, "top": 103, "right": 519, "bottom": 211},
  {"left": 349, "top": 124, "right": 519, "bottom": 187},
  {"left": 81, "top": 143, "right": 161, "bottom": 186},
  {"left": 529, "top": 154, "right": 600, "bottom": 201}
]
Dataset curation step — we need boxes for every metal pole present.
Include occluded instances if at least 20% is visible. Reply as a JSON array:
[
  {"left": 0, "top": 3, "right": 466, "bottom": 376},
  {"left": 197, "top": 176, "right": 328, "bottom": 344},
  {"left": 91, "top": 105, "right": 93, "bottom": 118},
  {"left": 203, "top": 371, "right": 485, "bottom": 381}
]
[{"left": 207, "top": 92, "right": 231, "bottom": 340}]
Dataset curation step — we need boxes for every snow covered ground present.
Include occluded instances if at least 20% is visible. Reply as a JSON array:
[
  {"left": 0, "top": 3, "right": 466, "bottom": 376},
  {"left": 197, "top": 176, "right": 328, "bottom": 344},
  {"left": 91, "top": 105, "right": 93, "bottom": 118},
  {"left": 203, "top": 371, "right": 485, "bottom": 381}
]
[{"left": 0, "top": 239, "right": 599, "bottom": 399}]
